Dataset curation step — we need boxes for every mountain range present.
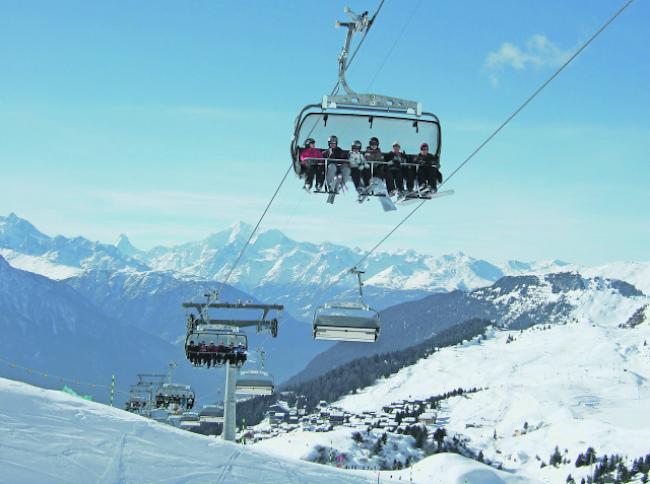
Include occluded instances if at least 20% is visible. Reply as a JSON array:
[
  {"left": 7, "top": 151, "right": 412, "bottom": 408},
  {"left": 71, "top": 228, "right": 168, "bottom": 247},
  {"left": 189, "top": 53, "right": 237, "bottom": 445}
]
[
  {"left": 1, "top": 212, "right": 648, "bottom": 407},
  {"left": 0, "top": 213, "right": 591, "bottom": 322}
]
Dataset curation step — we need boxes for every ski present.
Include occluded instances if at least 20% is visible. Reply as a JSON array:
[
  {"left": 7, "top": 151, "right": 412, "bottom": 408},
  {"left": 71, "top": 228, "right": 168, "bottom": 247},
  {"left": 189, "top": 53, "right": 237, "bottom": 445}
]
[{"left": 396, "top": 189, "right": 455, "bottom": 206}]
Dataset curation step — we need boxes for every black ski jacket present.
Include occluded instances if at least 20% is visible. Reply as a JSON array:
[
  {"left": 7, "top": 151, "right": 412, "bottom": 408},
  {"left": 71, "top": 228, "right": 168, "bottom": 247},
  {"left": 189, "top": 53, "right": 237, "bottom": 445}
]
[
  {"left": 322, "top": 146, "right": 347, "bottom": 161},
  {"left": 384, "top": 151, "right": 409, "bottom": 168},
  {"left": 413, "top": 152, "right": 440, "bottom": 169}
]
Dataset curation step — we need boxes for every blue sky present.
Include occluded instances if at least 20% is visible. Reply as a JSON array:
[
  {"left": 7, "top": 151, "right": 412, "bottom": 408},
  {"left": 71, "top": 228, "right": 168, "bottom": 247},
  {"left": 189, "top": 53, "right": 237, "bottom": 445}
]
[{"left": 1, "top": 0, "right": 648, "bottom": 266}]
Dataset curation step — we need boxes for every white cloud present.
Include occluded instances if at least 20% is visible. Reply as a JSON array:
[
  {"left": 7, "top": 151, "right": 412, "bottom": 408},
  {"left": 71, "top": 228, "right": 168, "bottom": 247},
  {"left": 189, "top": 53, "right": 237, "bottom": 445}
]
[{"left": 485, "top": 34, "right": 572, "bottom": 84}]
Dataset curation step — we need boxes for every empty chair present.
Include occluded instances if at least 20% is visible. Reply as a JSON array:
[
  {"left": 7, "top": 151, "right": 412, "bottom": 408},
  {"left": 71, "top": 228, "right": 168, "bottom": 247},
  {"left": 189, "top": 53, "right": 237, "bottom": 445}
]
[
  {"left": 313, "top": 300, "right": 380, "bottom": 343},
  {"left": 236, "top": 370, "right": 275, "bottom": 396}
]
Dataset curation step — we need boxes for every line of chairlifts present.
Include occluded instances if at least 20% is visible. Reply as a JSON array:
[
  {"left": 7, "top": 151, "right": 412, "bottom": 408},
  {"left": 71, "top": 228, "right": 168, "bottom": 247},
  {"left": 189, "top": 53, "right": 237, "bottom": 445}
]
[
  {"left": 299, "top": 135, "right": 442, "bottom": 198},
  {"left": 185, "top": 341, "right": 247, "bottom": 368}
]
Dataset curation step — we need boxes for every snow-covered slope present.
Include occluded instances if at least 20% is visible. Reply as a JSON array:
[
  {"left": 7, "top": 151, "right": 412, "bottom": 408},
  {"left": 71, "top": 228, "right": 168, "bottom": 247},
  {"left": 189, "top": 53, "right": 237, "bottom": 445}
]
[
  {"left": 251, "top": 276, "right": 649, "bottom": 483},
  {"left": 332, "top": 292, "right": 650, "bottom": 482},
  {"left": 253, "top": 426, "right": 529, "bottom": 483},
  {"left": 583, "top": 261, "right": 650, "bottom": 295},
  {"left": 0, "top": 247, "right": 83, "bottom": 280},
  {"left": 0, "top": 377, "right": 373, "bottom": 484}
]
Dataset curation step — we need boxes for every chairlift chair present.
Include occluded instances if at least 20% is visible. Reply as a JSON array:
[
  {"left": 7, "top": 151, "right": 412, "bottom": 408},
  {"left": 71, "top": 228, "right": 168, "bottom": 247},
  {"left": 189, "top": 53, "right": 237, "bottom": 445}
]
[
  {"left": 185, "top": 325, "right": 249, "bottom": 367},
  {"left": 179, "top": 411, "right": 201, "bottom": 427},
  {"left": 199, "top": 404, "right": 225, "bottom": 423},
  {"left": 236, "top": 369, "right": 275, "bottom": 396},
  {"left": 291, "top": 7, "right": 442, "bottom": 201},
  {"left": 313, "top": 300, "right": 380, "bottom": 342},
  {"left": 155, "top": 383, "right": 196, "bottom": 411},
  {"left": 312, "top": 268, "right": 380, "bottom": 342}
]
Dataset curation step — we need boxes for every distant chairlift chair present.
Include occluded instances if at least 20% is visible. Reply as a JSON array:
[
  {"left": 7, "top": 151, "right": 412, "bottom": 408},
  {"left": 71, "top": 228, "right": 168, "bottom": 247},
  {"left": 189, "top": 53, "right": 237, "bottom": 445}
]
[
  {"left": 236, "top": 350, "right": 275, "bottom": 396},
  {"left": 312, "top": 268, "right": 380, "bottom": 343}
]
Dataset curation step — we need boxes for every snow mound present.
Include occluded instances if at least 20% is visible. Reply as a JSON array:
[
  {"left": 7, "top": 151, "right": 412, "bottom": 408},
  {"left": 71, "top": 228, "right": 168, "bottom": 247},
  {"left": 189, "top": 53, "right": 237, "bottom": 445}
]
[{"left": 0, "top": 377, "right": 371, "bottom": 484}]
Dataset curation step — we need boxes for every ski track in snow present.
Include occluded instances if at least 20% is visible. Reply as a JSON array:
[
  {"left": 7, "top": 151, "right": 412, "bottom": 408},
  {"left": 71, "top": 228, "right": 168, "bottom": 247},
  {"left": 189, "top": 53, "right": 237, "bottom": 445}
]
[{"left": 0, "top": 378, "right": 379, "bottom": 484}]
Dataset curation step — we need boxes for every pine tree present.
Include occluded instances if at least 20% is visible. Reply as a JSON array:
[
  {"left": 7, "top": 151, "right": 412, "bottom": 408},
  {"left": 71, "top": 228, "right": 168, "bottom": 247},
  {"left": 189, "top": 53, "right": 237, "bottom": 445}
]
[
  {"left": 372, "top": 438, "right": 383, "bottom": 455},
  {"left": 550, "top": 446, "right": 563, "bottom": 467},
  {"left": 585, "top": 447, "right": 597, "bottom": 466},
  {"left": 433, "top": 428, "right": 446, "bottom": 450},
  {"left": 478, "top": 450, "right": 484, "bottom": 462}
]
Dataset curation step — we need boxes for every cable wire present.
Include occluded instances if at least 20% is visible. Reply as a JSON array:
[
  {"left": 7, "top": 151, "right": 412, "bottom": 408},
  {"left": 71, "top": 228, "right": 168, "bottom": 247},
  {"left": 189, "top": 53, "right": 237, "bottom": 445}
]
[
  {"left": 0, "top": 355, "right": 130, "bottom": 396},
  {"left": 326, "top": 0, "right": 636, "bottom": 293}
]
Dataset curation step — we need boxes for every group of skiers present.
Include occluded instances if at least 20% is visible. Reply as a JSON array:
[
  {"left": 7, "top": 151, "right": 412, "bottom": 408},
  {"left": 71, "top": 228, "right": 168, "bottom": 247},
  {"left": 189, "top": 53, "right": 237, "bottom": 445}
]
[
  {"left": 155, "top": 394, "right": 195, "bottom": 410},
  {"left": 186, "top": 341, "right": 247, "bottom": 368},
  {"left": 299, "top": 135, "right": 442, "bottom": 201}
]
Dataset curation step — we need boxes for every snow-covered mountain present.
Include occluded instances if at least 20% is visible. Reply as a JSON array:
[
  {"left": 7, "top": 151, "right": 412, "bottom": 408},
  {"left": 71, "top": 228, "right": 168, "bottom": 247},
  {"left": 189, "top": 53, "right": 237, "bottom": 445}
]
[
  {"left": 0, "top": 213, "right": 148, "bottom": 272},
  {"left": 135, "top": 223, "right": 552, "bottom": 320},
  {"left": 253, "top": 279, "right": 650, "bottom": 483},
  {"left": 3, "top": 213, "right": 647, "bottom": 325},
  {"left": 288, "top": 272, "right": 646, "bottom": 384}
]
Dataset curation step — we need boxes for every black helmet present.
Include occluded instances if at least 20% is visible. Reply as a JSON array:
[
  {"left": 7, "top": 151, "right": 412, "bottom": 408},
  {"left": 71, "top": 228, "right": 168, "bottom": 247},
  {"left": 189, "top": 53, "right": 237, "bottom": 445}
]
[
  {"left": 351, "top": 140, "right": 362, "bottom": 149},
  {"left": 304, "top": 138, "right": 315, "bottom": 148},
  {"left": 328, "top": 135, "right": 338, "bottom": 145},
  {"left": 369, "top": 136, "right": 379, "bottom": 146}
]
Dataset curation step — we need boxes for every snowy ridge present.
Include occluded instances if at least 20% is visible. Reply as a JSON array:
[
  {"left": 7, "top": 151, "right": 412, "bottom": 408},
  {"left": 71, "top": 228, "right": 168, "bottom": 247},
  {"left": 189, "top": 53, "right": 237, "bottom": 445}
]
[{"left": 0, "top": 213, "right": 148, "bottom": 273}]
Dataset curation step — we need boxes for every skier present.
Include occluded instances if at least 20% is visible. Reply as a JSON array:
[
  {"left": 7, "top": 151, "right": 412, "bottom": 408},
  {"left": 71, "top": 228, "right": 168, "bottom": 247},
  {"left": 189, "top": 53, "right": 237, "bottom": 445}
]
[
  {"left": 300, "top": 138, "right": 324, "bottom": 192},
  {"left": 384, "top": 141, "right": 408, "bottom": 197},
  {"left": 208, "top": 342, "right": 217, "bottom": 367},
  {"left": 322, "top": 135, "right": 349, "bottom": 193},
  {"left": 365, "top": 137, "right": 385, "bottom": 194},
  {"left": 413, "top": 142, "right": 441, "bottom": 195},
  {"left": 199, "top": 341, "right": 208, "bottom": 366},
  {"left": 348, "top": 140, "right": 371, "bottom": 200}
]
